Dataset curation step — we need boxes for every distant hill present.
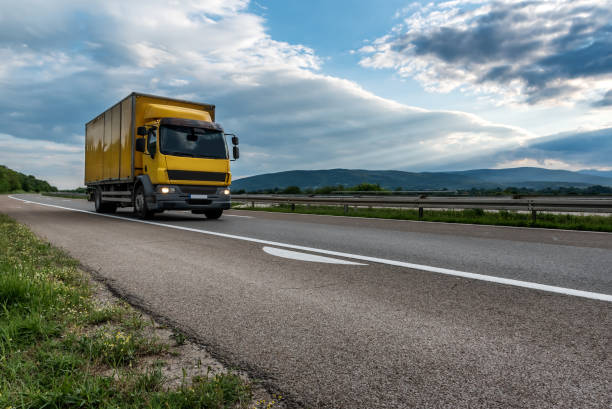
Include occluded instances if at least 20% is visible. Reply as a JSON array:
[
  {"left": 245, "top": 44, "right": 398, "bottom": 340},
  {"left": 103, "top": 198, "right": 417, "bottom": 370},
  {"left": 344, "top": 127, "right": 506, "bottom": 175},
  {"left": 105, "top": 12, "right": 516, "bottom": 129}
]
[
  {"left": 579, "top": 169, "right": 612, "bottom": 178},
  {"left": 0, "top": 165, "right": 57, "bottom": 193},
  {"left": 231, "top": 167, "right": 612, "bottom": 192}
]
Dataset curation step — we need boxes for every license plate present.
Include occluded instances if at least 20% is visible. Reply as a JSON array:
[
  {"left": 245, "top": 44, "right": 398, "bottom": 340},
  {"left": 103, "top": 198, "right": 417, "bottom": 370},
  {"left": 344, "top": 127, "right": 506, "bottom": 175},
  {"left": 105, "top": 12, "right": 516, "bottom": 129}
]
[{"left": 190, "top": 194, "right": 208, "bottom": 199}]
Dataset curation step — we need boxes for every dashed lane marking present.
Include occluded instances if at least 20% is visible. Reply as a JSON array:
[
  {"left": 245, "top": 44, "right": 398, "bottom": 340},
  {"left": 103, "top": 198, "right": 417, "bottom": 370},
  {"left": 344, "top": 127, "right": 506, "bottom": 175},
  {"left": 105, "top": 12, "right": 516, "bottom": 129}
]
[{"left": 263, "top": 246, "right": 367, "bottom": 265}]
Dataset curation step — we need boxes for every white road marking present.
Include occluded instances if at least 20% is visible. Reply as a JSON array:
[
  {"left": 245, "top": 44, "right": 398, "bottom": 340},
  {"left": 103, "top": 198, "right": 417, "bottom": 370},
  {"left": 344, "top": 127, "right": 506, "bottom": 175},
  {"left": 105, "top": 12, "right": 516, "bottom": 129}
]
[
  {"left": 263, "top": 246, "right": 367, "bottom": 265},
  {"left": 223, "top": 214, "right": 253, "bottom": 218},
  {"left": 8, "top": 195, "right": 612, "bottom": 302}
]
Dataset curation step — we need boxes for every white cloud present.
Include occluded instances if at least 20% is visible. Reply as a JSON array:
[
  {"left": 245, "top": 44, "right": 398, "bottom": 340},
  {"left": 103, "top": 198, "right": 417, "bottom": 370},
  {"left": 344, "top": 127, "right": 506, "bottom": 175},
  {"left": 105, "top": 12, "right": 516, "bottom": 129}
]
[
  {"left": 359, "top": 0, "right": 612, "bottom": 106},
  {"left": 168, "top": 79, "right": 189, "bottom": 87},
  {"left": 447, "top": 126, "right": 612, "bottom": 171},
  {"left": 0, "top": 0, "right": 593, "bottom": 189},
  {"left": 494, "top": 158, "right": 584, "bottom": 171},
  {"left": 0, "top": 133, "right": 83, "bottom": 189},
  {"left": 494, "top": 157, "right": 612, "bottom": 172}
]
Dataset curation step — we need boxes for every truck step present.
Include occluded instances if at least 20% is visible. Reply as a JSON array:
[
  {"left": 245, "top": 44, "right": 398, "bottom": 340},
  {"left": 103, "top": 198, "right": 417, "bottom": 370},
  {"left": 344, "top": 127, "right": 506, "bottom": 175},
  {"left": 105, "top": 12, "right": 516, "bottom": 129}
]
[
  {"left": 102, "top": 197, "right": 133, "bottom": 202},
  {"left": 101, "top": 191, "right": 132, "bottom": 196}
]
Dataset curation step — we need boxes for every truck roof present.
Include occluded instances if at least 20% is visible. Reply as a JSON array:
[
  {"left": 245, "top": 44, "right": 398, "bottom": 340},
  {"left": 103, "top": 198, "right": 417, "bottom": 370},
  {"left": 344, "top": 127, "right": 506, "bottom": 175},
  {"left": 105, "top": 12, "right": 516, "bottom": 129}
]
[{"left": 86, "top": 92, "right": 215, "bottom": 126}]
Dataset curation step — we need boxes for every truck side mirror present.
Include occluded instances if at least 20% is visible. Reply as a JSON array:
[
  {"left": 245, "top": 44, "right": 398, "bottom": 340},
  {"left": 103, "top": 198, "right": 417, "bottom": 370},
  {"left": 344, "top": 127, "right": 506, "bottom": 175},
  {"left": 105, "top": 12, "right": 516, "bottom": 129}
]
[
  {"left": 137, "top": 126, "right": 147, "bottom": 136},
  {"left": 135, "top": 138, "right": 146, "bottom": 152},
  {"left": 225, "top": 133, "right": 239, "bottom": 145},
  {"left": 232, "top": 146, "right": 240, "bottom": 160}
]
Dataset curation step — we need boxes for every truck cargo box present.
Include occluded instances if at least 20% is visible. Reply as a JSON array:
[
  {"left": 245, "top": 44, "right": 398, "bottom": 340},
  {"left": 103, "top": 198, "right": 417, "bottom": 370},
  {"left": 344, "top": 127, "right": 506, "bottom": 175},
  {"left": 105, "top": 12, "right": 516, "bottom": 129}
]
[{"left": 85, "top": 93, "right": 215, "bottom": 185}]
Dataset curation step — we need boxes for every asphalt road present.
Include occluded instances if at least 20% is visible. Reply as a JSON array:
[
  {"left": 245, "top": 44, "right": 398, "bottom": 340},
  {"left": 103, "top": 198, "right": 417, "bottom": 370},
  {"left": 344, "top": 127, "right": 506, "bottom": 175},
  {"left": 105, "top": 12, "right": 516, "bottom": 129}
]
[{"left": 2, "top": 194, "right": 611, "bottom": 408}]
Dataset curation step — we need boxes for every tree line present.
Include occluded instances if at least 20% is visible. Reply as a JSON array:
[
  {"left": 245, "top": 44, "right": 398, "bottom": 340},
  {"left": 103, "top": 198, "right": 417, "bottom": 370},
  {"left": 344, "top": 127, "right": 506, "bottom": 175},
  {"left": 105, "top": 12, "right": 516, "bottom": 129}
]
[
  {"left": 0, "top": 165, "right": 57, "bottom": 193},
  {"left": 234, "top": 183, "right": 385, "bottom": 195}
]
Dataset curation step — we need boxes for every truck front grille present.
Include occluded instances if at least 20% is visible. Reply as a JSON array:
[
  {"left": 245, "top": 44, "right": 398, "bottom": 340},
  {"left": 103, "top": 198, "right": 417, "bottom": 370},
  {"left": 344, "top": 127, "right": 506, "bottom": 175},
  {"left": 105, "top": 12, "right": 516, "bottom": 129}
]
[{"left": 167, "top": 170, "right": 226, "bottom": 182}]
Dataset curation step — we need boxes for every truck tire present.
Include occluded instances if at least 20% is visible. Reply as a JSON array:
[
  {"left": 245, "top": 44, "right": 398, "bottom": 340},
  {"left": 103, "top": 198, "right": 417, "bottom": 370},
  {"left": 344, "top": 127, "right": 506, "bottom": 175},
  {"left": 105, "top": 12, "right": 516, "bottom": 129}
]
[
  {"left": 204, "top": 209, "right": 223, "bottom": 219},
  {"left": 94, "top": 189, "right": 103, "bottom": 212},
  {"left": 94, "top": 188, "right": 117, "bottom": 214},
  {"left": 134, "top": 185, "right": 154, "bottom": 219}
]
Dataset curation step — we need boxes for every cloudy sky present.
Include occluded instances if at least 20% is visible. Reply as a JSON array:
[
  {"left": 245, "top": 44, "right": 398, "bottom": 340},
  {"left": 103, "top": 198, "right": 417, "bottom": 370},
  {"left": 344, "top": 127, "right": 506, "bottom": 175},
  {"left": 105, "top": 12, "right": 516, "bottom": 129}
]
[{"left": 0, "top": 0, "right": 610, "bottom": 188}]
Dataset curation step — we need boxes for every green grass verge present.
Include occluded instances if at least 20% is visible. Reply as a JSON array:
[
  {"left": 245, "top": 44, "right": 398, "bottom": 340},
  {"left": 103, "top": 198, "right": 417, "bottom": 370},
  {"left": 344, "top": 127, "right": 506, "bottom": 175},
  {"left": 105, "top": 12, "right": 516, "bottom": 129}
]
[
  {"left": 236, "top": 204, "right": 612, "bottom": 232},
  {"left": 0, "top": 214, "right": 256, "bottom": 408}
]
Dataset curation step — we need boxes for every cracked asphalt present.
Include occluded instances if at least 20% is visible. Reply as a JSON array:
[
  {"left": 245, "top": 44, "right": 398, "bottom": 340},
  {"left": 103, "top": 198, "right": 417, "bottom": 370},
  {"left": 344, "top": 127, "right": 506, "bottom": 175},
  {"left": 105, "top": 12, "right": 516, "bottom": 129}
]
[{"left": 1, "top": 194, "right": 611, "bottom": 408}]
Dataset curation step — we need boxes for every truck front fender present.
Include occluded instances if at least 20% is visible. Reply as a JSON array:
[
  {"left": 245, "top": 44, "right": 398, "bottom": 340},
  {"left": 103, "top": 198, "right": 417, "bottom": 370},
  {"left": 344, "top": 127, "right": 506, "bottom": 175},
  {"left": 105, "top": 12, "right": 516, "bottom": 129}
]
[{"left": 135, "top": 175, "right": 155, "bottom": 197}]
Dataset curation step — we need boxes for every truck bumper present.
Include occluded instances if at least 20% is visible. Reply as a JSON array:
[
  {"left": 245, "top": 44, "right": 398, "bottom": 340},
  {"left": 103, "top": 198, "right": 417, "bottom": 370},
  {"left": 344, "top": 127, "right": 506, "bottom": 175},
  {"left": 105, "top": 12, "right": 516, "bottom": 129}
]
[{"left": 147, "top": 191, "right": 231, "bottom": 212}]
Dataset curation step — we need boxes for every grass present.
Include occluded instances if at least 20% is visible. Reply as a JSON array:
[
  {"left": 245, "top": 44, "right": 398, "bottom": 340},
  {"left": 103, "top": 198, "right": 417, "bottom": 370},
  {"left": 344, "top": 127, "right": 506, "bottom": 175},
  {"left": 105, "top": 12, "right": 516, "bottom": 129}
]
[
  {"left": 0, "top": 213, "right": 261, "bottom": 409},
  {"left": 236, "top": 203, "right": 612, "bottom": 232},
  {"left": 171, "top": 329, "right": 187, "bottom": 346}
]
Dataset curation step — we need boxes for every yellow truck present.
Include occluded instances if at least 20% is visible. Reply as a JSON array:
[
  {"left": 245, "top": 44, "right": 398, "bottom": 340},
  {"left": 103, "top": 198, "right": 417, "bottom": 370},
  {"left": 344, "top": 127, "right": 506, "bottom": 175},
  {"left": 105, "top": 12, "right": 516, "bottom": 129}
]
[{"left": 85, "top": 92, "right": 239, "bottom": 219}]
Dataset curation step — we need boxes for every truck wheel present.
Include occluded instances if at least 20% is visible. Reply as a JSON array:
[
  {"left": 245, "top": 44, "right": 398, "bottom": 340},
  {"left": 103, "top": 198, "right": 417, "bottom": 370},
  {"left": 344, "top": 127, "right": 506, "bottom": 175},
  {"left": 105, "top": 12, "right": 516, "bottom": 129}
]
[
  {"left": 134, "top": 186, "right": 153, "bottom": 219},
  {"left": 204, "top": 209, "right": 223, "bottom": 219},
  {"left": 94, "top": 189, "right": 104, "bottom": 213},
  {"left": 94, "top": 189, "right": 117, "bottom": 213}
]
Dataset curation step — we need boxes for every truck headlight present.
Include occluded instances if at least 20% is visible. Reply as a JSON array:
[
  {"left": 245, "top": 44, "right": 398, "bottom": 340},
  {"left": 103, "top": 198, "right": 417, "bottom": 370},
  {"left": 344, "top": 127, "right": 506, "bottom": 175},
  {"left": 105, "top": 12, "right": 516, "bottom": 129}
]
[
  {"left": 223, "top": 189, "right": 230, "bottom": 195},
  {"left": 157, "top": 186, "right": 176, "bottom": 194}
]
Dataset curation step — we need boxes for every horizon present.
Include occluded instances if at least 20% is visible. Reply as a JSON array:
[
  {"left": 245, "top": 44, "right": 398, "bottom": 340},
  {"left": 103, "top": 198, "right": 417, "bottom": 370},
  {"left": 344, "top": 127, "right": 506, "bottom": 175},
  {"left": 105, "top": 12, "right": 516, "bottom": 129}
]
[{"left": 1, "top": 0, "right": 610, "bottom": 189}]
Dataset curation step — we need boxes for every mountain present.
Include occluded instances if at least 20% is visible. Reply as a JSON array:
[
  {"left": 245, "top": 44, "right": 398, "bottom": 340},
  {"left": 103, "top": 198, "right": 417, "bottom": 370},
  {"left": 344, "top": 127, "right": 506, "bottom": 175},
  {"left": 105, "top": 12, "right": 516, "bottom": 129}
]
[
  {"left": 0, "top": 165, "right": 57, "bottom": 193},
  {"left": 231, "top": 167, "right": 612, "bottom": 192},
  {"left": 232, "top": 169, "right": 492, "bottom": 191},
  {"left": 578, "top": 169, "right": 612, "bottom": 178}
]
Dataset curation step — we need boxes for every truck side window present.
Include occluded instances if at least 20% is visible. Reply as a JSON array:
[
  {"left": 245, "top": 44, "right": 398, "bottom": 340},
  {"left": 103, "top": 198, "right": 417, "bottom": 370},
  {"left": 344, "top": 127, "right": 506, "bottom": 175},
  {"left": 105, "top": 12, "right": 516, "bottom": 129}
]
[{"left": 147, "top": 130, "right": 157, "bottom": 158}]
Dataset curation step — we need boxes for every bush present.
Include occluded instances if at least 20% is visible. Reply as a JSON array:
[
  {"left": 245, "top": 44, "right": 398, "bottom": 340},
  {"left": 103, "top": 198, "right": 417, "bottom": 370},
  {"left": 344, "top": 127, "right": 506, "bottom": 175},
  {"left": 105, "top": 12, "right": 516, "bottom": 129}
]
[
  {"left": 0, "top": 165, "right": 57, "bottom": 193},
  {"left": 282, "top": 186, "right": 301, "bottom": 194},
  {"left": 352, "top": 183, "right": 384, "bottom": 192}
]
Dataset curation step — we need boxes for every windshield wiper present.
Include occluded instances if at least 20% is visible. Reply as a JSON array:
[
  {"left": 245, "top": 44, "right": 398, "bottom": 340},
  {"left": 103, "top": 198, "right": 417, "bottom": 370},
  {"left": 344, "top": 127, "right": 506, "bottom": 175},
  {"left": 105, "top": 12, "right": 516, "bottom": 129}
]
[
  {"left": 194, "top": 154, "right": 225, "bottom": 159},
  {"left": 165, "top": 151, "right": 194, "bottom": 157}
]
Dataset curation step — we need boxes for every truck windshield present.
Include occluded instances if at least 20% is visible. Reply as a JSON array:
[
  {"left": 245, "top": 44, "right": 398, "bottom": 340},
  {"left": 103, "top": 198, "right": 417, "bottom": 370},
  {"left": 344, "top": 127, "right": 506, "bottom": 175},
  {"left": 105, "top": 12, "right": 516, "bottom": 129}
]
[{"left": 160, "top": 125, "right": 228, "bottom": 159}]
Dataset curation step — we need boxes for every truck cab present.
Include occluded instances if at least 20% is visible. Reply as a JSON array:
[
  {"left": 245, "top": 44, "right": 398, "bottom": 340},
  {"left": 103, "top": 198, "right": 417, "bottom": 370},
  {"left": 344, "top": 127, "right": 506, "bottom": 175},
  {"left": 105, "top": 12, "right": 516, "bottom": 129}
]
[{"left": 134, "top": 116, "right": 238, "bottom": 219}]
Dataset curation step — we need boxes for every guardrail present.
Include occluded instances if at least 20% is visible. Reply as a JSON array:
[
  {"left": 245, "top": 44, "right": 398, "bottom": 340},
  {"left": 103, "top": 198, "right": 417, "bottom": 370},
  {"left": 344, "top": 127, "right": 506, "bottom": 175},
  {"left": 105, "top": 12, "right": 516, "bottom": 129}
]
[{"left": 231, "top": 194, "right": 612, "bottom": 220}]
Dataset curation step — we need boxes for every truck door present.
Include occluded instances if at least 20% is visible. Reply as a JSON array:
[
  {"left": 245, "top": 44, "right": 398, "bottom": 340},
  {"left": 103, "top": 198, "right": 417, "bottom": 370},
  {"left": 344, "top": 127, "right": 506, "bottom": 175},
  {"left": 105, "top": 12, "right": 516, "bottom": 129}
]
[{"left": 143, "top": 128, "right": 163, "bottom": 184}]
